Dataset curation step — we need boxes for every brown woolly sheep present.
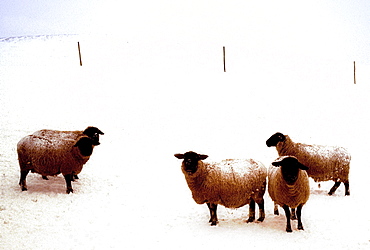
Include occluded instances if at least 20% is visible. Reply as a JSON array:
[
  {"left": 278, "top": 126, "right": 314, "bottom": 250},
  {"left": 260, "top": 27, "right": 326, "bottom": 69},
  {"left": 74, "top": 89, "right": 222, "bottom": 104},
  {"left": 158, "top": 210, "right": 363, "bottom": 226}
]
[
  {"left": 268, "top": 156, "right": 310, "bottom": 232},
  {"left": 174, "top": 151, "right": 267, "bottom": 226},
  {"left": 32, "top": 126, "right": 104, "bottom": 180},
  {"left": 266, "top": 132, "right": 350, "bottom": 196},
  {"left": 17, "top": 134, "right": 100, "bottom": 194}
]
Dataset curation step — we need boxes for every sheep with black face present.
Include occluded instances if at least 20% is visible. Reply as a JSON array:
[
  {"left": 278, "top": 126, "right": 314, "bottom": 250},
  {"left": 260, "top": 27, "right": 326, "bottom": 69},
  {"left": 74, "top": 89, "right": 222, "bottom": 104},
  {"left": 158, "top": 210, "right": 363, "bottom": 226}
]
[
  {"left": 32, "top": 126, "right": 104, "bottom": 180},
  {"left": 268, "top": 156, "right": 310, "bottom": 232},
  {"left": 17, "top": 134, "right": 100, "bottom": 194},
  {"left": 174, "top": 151, "right": 267, "bottom": 226},
  {"left": 266, "top": 132, "right": 350, "bottom": 196}
]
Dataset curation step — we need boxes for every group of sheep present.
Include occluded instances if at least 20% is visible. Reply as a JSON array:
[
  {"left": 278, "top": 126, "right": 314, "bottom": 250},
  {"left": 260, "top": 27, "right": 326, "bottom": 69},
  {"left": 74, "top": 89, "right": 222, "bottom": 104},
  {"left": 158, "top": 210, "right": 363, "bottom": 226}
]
[
  {"left": 174, "top": 132, "right": 351, "bottom": 232},
  {"left": 15, "top": 128, "right": 350, "bottom": 232},
  {"left": 17, "top": 126, "right": 104, "bottom": 194}
]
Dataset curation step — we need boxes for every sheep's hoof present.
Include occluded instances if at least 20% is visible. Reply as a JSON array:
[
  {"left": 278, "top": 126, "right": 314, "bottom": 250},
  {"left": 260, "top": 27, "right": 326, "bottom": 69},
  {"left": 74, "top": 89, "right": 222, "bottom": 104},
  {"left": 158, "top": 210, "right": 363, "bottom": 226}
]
[
  {"left": 257, "top": 216, "right": 265, "bottom": 222},
  {"left": 274, "top": 210, "right": 279, "bottom": 215},
  {"left": 247, "top": 217, "right": 255, "bottom": 223},
  {"left": 21, "top": 186, "right": 27, "bottom": 191},
  {"left": 345, "top": 192, "right": 350, "bottom": 196},
  {"left": 328, "top": 192, "right": 333, "bottom": 196},
  {"left": 286, "top": 227, "right": 293, "bottom": 233},
  {"left": 298, "top": 225, "right": 304, "bottom": 230},
  {"left": 210, "top": 221, "right": 218, "bottom": 226},
  {"left": 42, "top": 176, "right": 49, "bottom": 180},
  {"left": 66, "top": 188, "right": 73, "bottom": 194}
]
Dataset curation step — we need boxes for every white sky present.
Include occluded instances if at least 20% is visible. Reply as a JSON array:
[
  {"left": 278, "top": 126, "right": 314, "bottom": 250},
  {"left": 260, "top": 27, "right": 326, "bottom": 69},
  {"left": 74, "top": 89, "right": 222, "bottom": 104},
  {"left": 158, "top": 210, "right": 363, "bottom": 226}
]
[{"left": 0, "top": 0, "right": 369, "bottom": 63}]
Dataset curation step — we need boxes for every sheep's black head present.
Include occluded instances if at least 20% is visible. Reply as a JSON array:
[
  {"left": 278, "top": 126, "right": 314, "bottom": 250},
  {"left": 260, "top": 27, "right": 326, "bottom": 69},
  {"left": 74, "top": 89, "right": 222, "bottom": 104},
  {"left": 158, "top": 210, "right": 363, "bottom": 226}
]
[
  {"left": 272, "top": 156, "right": 309, "bottom": 185},
  {"left": 174, "top": 151, "right": 208, "bottom": 174},
  {"left": 83, "top": 126, "right": 104, "bottom": 145},
  {"left": 266, "top": 132, "right": 286, "bottom": 147},
  {"left": 74, "top": 137, "right": 96, "bottom": 157}
]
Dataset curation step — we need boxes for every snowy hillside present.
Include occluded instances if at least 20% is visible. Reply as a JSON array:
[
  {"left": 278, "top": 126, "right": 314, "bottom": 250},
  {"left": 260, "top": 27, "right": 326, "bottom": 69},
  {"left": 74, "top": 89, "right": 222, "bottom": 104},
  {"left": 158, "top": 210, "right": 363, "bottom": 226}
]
[{"left": 0, "top": 35, "right": 369, "bottom": 249}]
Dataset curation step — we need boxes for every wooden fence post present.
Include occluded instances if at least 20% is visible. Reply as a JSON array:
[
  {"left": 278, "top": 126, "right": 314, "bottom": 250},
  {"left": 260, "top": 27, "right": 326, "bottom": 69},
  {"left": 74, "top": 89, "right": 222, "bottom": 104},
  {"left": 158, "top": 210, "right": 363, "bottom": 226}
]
[
  {"left": 223, "top": 46, "right": 226, "bottom": 72},
  {"left": 78, "top": 42, "right": 82, "bottom": 66},
  {"left": 353, "top": 61, "right": 356, "bottom": 84}
]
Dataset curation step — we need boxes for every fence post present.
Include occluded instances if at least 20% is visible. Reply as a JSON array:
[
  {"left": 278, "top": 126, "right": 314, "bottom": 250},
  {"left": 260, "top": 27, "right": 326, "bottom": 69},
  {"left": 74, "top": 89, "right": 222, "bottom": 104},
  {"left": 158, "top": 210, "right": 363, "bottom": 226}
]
[
  {"left": 223, "top": 46, "right": 226, "bottom": 72},
  {"left": 78, "top": 42, "right": 82, "bottom": 66},
  {"left": 353, "top": 61, "right": 356, "bottom": 84}
]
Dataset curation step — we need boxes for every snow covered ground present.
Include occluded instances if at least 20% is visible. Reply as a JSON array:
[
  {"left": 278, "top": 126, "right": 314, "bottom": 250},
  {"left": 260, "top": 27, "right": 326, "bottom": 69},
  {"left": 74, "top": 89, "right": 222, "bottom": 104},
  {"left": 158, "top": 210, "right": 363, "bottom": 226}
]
[{"left": 0, "top": 34, "right": 369, "bottom": 249}]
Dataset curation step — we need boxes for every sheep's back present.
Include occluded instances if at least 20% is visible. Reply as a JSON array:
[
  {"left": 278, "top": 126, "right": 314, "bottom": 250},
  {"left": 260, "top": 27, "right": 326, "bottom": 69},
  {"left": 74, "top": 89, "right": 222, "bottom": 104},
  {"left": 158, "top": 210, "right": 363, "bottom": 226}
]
[
  {"left": 33, "top": 129, "right": 82, "bottom": 141},
  {"left": 268, "top": 166, "right": 310, "bottom": 208},
  {"left": 204, "top": 159, "right": 267, "bottom": 208}
]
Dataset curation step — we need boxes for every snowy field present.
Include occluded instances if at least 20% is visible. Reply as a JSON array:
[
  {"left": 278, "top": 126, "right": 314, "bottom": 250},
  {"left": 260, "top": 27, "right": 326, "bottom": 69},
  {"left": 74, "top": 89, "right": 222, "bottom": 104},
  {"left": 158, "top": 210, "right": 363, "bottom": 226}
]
[{"left": 0, "top": 34, "right": 370, "bottom": 249}]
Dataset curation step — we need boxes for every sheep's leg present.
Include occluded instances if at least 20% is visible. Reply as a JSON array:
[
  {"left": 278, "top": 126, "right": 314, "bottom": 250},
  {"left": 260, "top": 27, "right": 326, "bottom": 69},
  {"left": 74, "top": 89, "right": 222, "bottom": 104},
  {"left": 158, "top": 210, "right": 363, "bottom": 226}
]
[
  {"left": 247, "top": 200, "right": 256, "bottom": 223},
  {"left": 256, "top": 199, "right": 265, "bottom": 222},
  {"left": 206, "top": 203, "right": 218, "bottom": 226},
  {"left": 274, "top": 202, "right": 279, "bottom": 215},
  {"left": 282, "top": 205, "right": 292, "bottom": 233},
  {"left": 328, "top": 181, "right": 341, "bottom": 195},
  {"left": 291, "top": 208, "right": 297, "bottom": 220},
  {"left": 19, "top": 170, "right": 30, "bottom": 191},
  {"left": 42, "top": 175, "right": 49, "bottom": 180},
  {"left": 63, "top": 174, "right": 74, "bottom": 194},
  {"left": 71, "top": 175, "right": 78, "bottom": 182},
  {"left": 296, "top": 204, "right": 304, "bottom": 230},
  {"left": 344, "top": 181, "right": 350, "bottom": 196}
]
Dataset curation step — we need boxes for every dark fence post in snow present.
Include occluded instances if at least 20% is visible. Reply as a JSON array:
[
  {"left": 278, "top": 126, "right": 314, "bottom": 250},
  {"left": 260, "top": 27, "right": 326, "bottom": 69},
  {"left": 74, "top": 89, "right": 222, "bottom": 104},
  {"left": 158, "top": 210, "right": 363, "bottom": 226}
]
[
  {"left": 78, "top": 42, "right": 82, "bottom": 66},
  {"left": 223, "top": 46, "right": 226, "bottom": 72},
  {"left": 353, "top": 61, "right": 356, "bottom": 84}
]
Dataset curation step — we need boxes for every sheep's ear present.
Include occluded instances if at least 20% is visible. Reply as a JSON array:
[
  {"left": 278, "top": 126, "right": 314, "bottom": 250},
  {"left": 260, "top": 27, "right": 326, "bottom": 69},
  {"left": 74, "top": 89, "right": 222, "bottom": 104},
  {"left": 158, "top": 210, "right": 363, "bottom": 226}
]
[
  {"left": 271, "top": 161, "right": 281, "bottom": 167},
  {"left": 298, "top": 162, "right": 309, "bottom": 170},
  {"left": 199, "top": 154, "right": 208, "bottom": 160},
  {"left": 271, "top": 156, "right": 289, "bottom": 167},
  {"left": 174, "top": 154, "right": 184, "bottom": 159}
]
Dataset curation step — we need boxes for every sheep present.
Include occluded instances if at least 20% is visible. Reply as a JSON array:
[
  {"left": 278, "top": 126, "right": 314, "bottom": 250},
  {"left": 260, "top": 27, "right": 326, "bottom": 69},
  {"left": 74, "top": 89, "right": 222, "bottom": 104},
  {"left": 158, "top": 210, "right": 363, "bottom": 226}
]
[
  {"left": 17, "top": 134, "right": 100, "bottom": 194},
  {"left": 32, "top": 126, "right": 104, "bottom": 180},
  {"left": 266, "top": 132, "right": 350, "bottom": 196},
  {"left": 268, "top": 156, "right": 310, "bottom": 232},
  {"left": 174, "top": 151, "right": 267, "bottom": 226}
]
